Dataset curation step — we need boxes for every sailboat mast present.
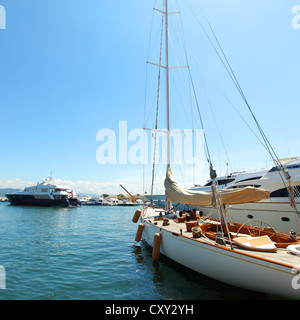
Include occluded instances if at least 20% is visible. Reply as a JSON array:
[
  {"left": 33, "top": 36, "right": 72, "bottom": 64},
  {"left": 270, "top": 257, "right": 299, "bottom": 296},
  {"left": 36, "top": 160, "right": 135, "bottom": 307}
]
[
  {"left": 165, "top": 0, "right": 171, "bottom": 211},
  {"left": 165, "top": 0, "right": 170, "bottom": 169}
]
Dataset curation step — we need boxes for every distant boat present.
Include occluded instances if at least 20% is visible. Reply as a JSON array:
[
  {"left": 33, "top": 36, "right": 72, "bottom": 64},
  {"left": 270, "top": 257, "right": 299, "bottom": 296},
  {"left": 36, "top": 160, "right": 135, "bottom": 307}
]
[
  {"left": 119, "top": 199, "right": 144, "bottom": 206},
  {"left": 6, "top": 175, "right": 81, "bottom": 207},
  {"left": 102, "top": 197, "right": 122, "bottom": 206},
  {"left": 79, "top": 197, "right": 122, "bottom": 206},
  {"left": 79, "top": 196, "right": 100, "bottom": 205}
]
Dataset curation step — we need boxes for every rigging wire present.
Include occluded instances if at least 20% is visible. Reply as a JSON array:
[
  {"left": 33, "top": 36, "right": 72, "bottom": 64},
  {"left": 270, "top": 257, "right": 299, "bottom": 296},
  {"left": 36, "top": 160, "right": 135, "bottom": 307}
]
[
  {"left": 146, "top": 0, "right": 299, "bottom": 220},
  {"left": 170, "top": 0, "right": 213, "bottom": 168},
  {"left": 151, "top": 9, "right": 165, "bottom": 204},
  {"left": 144, "top": 1, "right": 162, "bottom": 198},
  {"left": 173, "top": 0, "right": 235, "bottom": 174},
  {"left": 204, "top": 14, "right": 281, "bottom": 168},
  {"left": 186, "top": 1, "right": 281, "bottom": 167},
  {"left": 186, "top": 0, "right": 299, "bottom": 216}
]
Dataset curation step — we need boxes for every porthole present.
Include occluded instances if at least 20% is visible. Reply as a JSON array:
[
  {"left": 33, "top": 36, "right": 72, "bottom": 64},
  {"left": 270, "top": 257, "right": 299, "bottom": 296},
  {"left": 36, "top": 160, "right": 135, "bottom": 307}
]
[
  {"left": 281, "top": 217, "right": 290, "bottom": 222},
  {"left": 247, "top": 215, "right": 253, "bottom": 219}
]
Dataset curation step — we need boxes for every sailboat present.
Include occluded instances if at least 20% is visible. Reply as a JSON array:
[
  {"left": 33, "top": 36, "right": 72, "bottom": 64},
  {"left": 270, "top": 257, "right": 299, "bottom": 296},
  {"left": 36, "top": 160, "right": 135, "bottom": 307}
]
[{"left": 132, "top": 0, "right": 300, "bottom": 299}]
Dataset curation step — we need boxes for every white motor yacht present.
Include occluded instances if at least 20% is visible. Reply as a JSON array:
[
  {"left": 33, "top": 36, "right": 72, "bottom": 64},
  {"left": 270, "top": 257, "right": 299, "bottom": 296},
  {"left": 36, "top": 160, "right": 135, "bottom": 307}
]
[
  {"left": 119, "top": 199, "right": 144, "bottom": 206},
  {"left": 190, "top": 158, "right": 300, "bottom": 234}
]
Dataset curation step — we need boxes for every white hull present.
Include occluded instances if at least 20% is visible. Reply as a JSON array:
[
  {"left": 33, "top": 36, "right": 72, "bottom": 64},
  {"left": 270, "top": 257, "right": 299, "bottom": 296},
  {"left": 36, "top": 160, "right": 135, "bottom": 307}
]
[
  {"left": 140, "top": 207, "right": 300, "bottom": 299},
  {"left": 194, "top": 202, "right": 300, "bottom": 235}
]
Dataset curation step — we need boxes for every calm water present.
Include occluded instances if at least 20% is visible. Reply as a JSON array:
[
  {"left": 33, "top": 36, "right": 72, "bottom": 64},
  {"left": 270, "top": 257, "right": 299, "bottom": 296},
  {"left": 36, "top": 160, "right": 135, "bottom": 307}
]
[{"left": 0, "top": 202, "right": 265, "bottom": 300}]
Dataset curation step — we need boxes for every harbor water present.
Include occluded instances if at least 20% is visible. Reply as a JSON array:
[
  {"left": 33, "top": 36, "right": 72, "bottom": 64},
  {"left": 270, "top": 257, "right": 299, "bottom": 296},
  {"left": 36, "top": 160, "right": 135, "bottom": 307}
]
[{"left": 0, "top": 202, "right": 265, "bottom": 300}]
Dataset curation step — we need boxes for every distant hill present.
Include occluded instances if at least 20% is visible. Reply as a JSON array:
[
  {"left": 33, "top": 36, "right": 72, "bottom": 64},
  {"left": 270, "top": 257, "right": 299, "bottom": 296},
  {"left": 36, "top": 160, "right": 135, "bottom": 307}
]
[{"left": 0, "top": 188, "right": 19, "bottom": 195}]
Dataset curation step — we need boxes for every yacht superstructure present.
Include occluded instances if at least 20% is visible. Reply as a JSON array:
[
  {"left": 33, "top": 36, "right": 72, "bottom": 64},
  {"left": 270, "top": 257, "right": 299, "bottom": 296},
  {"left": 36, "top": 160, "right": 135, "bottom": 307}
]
[{"left": 190, "top": 159, "right": 300, "bottom": 234}]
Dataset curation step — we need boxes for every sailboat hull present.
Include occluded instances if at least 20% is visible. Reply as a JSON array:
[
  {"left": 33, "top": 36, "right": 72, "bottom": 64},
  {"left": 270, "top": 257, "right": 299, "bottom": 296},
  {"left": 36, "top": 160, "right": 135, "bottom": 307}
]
[{"left": 141, "top": 208, "right": 300, "bottom": 299}]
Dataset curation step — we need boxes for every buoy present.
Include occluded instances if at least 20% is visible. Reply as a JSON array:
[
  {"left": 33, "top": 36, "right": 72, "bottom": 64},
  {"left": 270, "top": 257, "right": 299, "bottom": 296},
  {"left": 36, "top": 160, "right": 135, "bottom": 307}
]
[
  {"left": 132, "top": 209, "right": 142, "bottom": 223},
  {"left": 135, "top": 223, "right": 145, "bottom": 242},
  {"left": 152, "top": 233, "right": 161, "bottom": 261}
]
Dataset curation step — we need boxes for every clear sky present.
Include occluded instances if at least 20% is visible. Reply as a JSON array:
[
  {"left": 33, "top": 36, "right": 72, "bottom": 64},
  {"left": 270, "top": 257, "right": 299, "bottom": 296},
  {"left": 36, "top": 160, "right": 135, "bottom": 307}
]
[{"left": 0, "top": 0, "right": 299, "bottom": 196}]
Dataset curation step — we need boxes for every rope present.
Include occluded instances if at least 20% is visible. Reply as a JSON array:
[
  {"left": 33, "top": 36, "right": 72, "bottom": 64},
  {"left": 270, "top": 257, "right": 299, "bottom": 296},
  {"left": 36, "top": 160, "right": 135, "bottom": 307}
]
[{"left": 186, "top": 1, "right": 300, "bottom": 219}]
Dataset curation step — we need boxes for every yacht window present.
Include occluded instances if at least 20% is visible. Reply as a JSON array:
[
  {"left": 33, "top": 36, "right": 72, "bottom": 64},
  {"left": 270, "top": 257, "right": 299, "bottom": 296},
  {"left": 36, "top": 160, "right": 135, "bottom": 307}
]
[
  {"left": 204, "top": 178, "right": 235, "bottom": 186},
  {"left": 42, "top": 189, "right": 48, "bottom": 192},
  {"left": 219, "top": 178, "right": 235, "bottom": 185},
  {"left": 237, "top": 176, "right": 262, "bottom": 183},
  {"left": 281, "top": 217, "right": 290, "bottom": 222},
  {"left": 270, "top": 186, "right": 300, "bottom": 198},
  {"left": 228, "top": 185, "right": 261, "bottom": 189},
  {"left": 269, "top": 163, "right": 300, "bottom": 172},
  {"left": 35, "top": 195, "right": 50, "bottom": 199}
]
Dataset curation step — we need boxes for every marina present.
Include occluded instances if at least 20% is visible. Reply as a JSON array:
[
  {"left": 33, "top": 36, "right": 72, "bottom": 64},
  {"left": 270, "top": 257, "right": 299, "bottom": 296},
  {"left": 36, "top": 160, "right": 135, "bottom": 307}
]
[{"left": 0, "top": 0, "right": 299, "bottom": 302}]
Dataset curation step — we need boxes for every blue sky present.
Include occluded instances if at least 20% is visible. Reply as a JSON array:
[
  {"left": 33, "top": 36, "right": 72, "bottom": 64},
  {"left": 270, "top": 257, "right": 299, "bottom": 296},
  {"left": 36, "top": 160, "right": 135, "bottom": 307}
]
[{"left": 0, "top": 0, "right": 299, "bottom": 195}]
